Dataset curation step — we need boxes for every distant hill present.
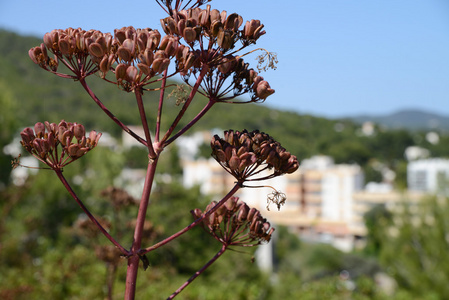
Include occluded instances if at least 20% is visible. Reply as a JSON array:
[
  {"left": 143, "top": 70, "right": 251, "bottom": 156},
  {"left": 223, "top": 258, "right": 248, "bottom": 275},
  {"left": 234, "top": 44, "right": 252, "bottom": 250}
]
[{"left": 347, "top": 109, "right": 449, "bottom": 131}]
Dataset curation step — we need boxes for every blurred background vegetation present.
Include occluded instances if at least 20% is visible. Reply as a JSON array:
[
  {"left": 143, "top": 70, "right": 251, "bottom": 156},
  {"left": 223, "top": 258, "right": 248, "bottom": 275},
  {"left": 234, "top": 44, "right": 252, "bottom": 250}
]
[{"left": 1, "top": 29, "right": 449, "bottom": 299}]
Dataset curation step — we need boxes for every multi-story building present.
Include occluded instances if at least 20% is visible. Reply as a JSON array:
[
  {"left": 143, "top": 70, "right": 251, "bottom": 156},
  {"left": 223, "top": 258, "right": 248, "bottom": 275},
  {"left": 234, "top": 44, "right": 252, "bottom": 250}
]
[{"left": 407, "top": 158, "right": 449, "bottom": 193}]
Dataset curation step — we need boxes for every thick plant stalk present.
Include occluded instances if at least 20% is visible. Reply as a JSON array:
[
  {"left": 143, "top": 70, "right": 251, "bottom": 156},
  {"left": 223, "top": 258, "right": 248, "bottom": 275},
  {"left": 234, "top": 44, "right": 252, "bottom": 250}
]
[{"left": 124, "top": 158, "right": 159, "bottom": 300}]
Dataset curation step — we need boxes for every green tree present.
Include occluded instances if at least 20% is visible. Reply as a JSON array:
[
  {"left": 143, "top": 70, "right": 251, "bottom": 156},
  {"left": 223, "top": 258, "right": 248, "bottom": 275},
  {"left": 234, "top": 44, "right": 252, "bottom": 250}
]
[
  {"left": 377, "top": 195, "right": 449, "bottom": 299},
  {"left": 0, "top": 80, "right": 18, "bottom": 185},
  {"left": 363, "top": 204, "right": 393, "bottom": 256}
]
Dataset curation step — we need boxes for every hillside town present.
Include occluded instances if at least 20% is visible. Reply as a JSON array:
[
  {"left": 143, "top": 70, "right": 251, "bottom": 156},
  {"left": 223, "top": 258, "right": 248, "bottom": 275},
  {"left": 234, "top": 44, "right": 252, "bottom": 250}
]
[
  {"left": 179, "top": 131, "right": 449, "bottom": 252},
  {"left": 9, "top": 124, "right": 448, "bottom": 256},
  {"left": 89, "top": 126, "right": 447, "bottom": 254}
]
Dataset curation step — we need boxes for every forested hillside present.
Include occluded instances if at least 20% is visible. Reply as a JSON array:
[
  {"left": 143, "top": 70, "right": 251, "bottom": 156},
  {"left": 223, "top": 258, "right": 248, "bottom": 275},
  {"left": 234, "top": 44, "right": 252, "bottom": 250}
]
[{"left": 1, "top": 29, "right": 449, "bottom": 187}]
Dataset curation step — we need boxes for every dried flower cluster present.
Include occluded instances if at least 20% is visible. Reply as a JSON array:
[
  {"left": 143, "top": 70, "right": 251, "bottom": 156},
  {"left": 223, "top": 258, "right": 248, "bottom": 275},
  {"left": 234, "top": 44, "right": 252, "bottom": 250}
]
[
  {"left": 191, "top": 197, "right": 274, "bottom": 246},
  {"left": 163, "top": 5, "right": 274, "bottom": 102},
  {"left": 28, "top": 27, "right": 173, "bottom": 91},
  {"left": 28, "top": 4, "right": 276, "bottom": 102},
  {"left": 19, "top": 120, "right": 101, "bottom": 169},
  {"left": 111, "top": 26, "right": 175, "bottom": 90},
  {"left": 101, "top": 186, "right": 137, "bottom": 210},
  {"left": 160, "top": 6, "right": 265, "bottom": 51},
  {"left": 211, "top": 129, "right": 298, "bottom": 182},
  {"left": 28, "top": 28, "right": 108, "bottom": 77},
  {"left": 186, "top": 53, "right": 275, "bottom": 102}
]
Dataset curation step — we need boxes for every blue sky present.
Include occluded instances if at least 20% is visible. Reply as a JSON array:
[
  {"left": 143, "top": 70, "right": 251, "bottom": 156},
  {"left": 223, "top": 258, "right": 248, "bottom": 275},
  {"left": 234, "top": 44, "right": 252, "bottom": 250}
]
[{"left": 1, "top": 0, "right": 449, "bottom": 118}]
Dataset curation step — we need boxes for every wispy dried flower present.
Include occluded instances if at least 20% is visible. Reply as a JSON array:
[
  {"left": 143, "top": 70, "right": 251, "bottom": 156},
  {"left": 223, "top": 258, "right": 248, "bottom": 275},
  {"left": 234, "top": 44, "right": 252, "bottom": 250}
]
[
  {"left": 168, "top": 84, "right": 192, "bottom": 105},
  {"left": 11, "top": 154, "right": 21, "bottom": 170},
  {"left": 266, "top": 189, "right": 287, "bottom": 211},
  {"left": 256, "top": 50, "right": 278, "bottom": 72},
  {"left": 191, "top": 197, "right": 275, "bottom": 246},
  {"left": 211, "top": 129, "right": 299, "bottom": 182},
  {"left": 19, "top": 120, "right": 101, "bottom": 170},
  {"left": 29, "top": 26, "right": 178, "bottom": 92}
]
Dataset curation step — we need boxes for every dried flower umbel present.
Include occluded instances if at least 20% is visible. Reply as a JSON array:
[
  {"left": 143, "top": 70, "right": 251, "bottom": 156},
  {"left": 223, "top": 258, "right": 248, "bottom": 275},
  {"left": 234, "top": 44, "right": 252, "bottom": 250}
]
[
  {"left": 192, "top": 197, "right": 275, "bottom": 247},
  {"left": 19, "top": 120, "right": 101, "bottom": 170},
  {"left": 211, "top": 129, "right": 299, "bottom": 182},
  {"left": 162, "top": 5, "right": 274, "bottom": 102},
  {"left": 101, "top": 186, "right": 138, "bottom": 210}
]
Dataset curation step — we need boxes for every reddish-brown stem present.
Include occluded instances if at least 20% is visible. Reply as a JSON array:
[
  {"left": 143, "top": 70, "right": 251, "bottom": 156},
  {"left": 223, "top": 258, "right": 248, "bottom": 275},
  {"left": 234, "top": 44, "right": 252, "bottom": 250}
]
[
  {"left": 139, "top": 182, "right": 241, "bottom": 255},
  {"left": 78, "top": 78, "right": 148, "bottom": 147},
  {"left": 160, "top": 65, "right": 209, "bottom": 144},
  {"left": 134, "top": 88, "right": 156, "bottom": 157},
  {"left": 106, "top": 264, "right": 118, "bottom": 300},
  {"left": 155, "top": 69, "right": 168, "bottom": 142},
  {"left": 164, "top": 99, "right": 216, "bottom": 147},
  {"left": 54, "top": 169, "right": 129, "bottom": 256},
  {"left": 167, "top": 244, "right": 228, "bottom": 299},
  {"left": 124, "top": 158, "right": 159, "bottom": 300}
]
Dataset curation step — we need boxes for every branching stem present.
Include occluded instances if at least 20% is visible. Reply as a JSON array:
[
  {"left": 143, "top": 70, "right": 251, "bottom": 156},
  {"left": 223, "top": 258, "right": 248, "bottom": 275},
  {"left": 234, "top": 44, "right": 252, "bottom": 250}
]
[
  {"left": 139, "top": 182, "right": 241, "bottom": 255},
  {"left": 160, "top": 65, "right": 209, "bottom": 144},
  {"left": 165, "top": 99, "right": 216, "bottom": 146}
]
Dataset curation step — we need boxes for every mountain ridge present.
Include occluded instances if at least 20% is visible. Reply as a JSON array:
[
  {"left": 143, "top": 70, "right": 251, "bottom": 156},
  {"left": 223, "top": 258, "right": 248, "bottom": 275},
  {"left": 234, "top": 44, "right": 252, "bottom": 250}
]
[{"left": 342, "top": 108, "right": 449, "bottom": 130}]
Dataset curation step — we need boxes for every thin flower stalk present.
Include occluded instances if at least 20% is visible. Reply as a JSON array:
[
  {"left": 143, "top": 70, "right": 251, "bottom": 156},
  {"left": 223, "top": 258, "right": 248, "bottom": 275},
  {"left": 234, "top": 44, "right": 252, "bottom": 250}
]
[
  {"left": 155, "top": 69, "right": 169, "bottom": 142},
  {"left": 164, "top": 98, "right": 216, "bottom": 146},
  {"left": 167, "top": 244, "right": 227, "bottom": 299},
  {"left": 160, "top": 65, "right": 209, "bottom": 145},
  {"left": 78, "top": 77, "right": 147, "bottom": 147},
  {"left": 134, "top": 87, "right": 157, "bottom": 157},
  {"left": 54, "top": 169, "right": 130, "bottom": 256}
]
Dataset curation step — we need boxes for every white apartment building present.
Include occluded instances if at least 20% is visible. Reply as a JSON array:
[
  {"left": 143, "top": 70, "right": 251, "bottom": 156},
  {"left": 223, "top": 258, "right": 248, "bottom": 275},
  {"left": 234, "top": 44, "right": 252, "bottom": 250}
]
[
  {"left": 181, "top": 152, "right": 365, "bottom": 251},
  {"left": 407, "top": 158, "right": 449, "bottom": 193},
  {"left": 301, "top": 156, "right": 364, "bottom": 223}
]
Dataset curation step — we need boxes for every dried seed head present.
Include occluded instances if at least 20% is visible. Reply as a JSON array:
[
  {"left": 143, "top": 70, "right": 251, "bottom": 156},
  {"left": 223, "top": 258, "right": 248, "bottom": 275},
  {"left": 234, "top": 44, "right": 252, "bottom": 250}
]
[
  {"left": 19, "top": 120, "right": 101, "bottom": 170},
  {"left": 211, "top": 129, "right": 299, "bottom": 181},
  {"left": 192, "top": 197, "right": 275, "bottom": 246}
]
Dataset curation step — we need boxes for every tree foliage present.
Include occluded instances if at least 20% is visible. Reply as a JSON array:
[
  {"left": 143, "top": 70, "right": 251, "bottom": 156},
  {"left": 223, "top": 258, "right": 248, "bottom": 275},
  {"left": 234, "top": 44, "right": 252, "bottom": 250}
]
[{"left": 363, "top": 195, "right": 449, "bottom": 299}]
